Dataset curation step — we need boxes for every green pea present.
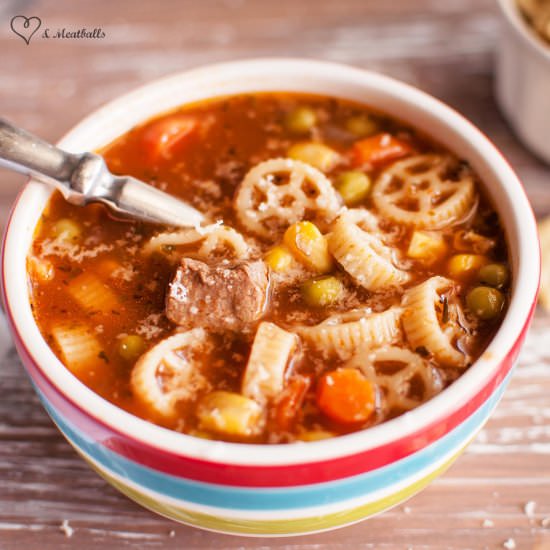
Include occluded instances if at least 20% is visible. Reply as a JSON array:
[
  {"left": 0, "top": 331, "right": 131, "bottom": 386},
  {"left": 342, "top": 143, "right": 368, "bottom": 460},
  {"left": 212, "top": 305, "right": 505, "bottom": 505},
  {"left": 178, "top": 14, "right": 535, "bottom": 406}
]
[
  {"left": 335, "top": 171, "right": 371, "bottom": 206},
  {"left": 466, "top": 286, "right": 504, "bottom": 320},
  {"left": 118, "top": 334, "right": 146, "bottom": 362},
  {"left": 345, "top": 114, "right": 378, "bottom": 137},
  {"left": 284, "top": 106, "right": 317, "bottom": 134},
  {"left": 478, "top": 263, "right": 509, "bottom": 289}
]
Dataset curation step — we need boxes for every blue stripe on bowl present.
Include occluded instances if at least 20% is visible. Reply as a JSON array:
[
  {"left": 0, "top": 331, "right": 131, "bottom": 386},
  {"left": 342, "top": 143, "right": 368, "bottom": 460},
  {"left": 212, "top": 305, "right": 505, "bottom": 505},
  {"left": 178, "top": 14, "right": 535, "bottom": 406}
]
[{"left": 36, "top": 368, "right": 512, "bottom": 511}]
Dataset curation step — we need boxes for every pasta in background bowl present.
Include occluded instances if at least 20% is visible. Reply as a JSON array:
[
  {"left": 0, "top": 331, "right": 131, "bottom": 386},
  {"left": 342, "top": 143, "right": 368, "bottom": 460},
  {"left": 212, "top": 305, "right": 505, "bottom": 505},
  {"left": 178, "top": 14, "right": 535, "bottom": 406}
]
[
  {"left": 1, "top": 59, "right": 540, "bottom": 535},
  {"left": 496, "top": 0, "right": 550, "bottom": 163},
  {"left": 518, "top": 0, "right": 550, "bottom": 43}
]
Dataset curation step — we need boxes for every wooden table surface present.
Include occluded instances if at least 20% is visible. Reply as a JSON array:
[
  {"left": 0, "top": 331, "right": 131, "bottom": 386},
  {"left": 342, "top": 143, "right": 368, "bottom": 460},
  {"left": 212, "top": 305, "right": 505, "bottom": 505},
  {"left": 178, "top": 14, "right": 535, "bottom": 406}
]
[{"left": 1, "top": 0, "right": 549, "bottom": 548}]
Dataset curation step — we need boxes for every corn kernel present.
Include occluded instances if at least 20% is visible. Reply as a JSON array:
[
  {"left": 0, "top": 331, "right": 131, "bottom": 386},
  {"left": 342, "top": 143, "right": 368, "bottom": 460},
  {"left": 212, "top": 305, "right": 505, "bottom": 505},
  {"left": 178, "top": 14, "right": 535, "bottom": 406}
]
[
  {"left": 283, "top": 221, "right": 334, "bottom": 273},
  {"left": 264, "top": 245, "right": 294, "bottom": 272},
  {"left": 301, "top": 276, "right": 344, "bottom": 307},
  {"left": 52, "top": 218, "right": 81, "bottom": 242},
  {"left": 288, "top": 142, "right": 339, "bottom": 172},
  {"left": 407, "top": 231, "right": 448, "bottom": 263},
  {"left": 197, "top": 391, "right": 264, "bottom": 437},
  {"left": 447, "top": 254, "right": 488, "bottom": 280},
  {"left": 335, "top": 171, "right": 371, "bottom": 206}
]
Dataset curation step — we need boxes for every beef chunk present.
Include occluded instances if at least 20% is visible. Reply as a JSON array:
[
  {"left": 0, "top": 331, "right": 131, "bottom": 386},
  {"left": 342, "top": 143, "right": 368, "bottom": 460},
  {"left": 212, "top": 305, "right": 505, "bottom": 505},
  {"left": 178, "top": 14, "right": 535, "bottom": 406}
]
[{"left": 166, "top": 258, "right": 269, "bottom": 332}]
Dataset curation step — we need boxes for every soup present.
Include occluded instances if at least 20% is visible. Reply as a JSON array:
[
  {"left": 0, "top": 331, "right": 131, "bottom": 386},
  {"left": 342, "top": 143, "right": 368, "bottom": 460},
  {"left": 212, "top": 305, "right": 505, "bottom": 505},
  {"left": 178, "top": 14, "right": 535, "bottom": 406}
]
[{"left": 27, "top": 93, "right": 510, "bottom": 443}]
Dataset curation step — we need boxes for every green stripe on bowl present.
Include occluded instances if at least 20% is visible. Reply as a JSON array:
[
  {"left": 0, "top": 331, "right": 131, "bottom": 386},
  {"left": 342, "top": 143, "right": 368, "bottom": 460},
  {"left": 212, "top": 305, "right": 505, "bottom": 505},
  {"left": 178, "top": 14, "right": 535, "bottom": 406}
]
[{"left": 82, "top": 449, "right": 462, "bottom": 536}]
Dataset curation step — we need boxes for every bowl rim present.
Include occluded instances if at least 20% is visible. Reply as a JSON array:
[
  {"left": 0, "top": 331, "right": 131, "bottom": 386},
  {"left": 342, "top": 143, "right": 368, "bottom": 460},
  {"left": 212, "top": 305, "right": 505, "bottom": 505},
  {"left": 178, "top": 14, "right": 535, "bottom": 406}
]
[
  {"left": 2, "top": 58, "right": 540, "bottom": 467},
  {"left": 497, "top": 0, "right": 550, "bottom": 62}
]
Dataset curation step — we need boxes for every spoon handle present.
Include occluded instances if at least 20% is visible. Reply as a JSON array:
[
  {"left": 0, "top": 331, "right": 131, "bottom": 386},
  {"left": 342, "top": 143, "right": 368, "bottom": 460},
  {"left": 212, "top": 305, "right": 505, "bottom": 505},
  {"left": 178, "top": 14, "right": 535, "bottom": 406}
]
[
  {"left": 0, "top": 118, "right": 120, "bottom": 207},
  {"left": 0, "top": 118, "right": 204, "bottom": 227},
  {"left": 0, "top": 118, "right": 80, "bottom": 185}
]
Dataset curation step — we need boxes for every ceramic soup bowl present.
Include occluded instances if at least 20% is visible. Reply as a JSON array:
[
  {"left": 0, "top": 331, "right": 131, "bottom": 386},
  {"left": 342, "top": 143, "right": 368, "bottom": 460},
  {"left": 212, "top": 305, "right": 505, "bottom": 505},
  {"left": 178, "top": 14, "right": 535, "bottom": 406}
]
[{"left": 1, "top": 59, "right": 540, "bottom": 536}]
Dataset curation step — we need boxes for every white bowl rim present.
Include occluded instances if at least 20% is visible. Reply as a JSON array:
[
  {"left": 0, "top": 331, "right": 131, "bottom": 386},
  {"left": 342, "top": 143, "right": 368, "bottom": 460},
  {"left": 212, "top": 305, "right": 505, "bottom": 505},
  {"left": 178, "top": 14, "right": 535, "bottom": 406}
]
[
  {"left": 2, "top": 58, "right": 540, "bottom": 467},
  {"left": 497, "top": 0, "right": 550, "bottom": 62}
]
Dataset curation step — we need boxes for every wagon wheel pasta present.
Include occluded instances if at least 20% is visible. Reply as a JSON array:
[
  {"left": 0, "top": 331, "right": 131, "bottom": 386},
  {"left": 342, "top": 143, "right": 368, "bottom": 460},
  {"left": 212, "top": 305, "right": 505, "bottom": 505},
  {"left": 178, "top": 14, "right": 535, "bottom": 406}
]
[
  {"left": 28, "top": 92, "right": 510, "bottom": 443},
  {"left": 518, "top": 0, "right": 550, "bottom": 42},
  {"left": 346, "top": 346, "right": 443, "bottom": 414},
  {"left": 329, "top": 213, "right": 410, "bottom": 290},
  {"left": 131, "top": 329, "right": 212, "bottom": 420},
  {"left": 298, "top": 306, "right": 403, "bottom": 357},
  {"left": 142, "top": 223, "right": 250, "bottom": 260},
  {"left": 51, "top": 324, "right": 103, "bottom": 374},
  {"left": 336, "top": 207, "right": 380, "bottom": 233},
  {"left": 67, "top": 272, "right": 120, "bottom": 315},
  {"left": 372, "top": 154, "right": 476, "bottom": 229},
  {"left": 241, "top": 322, "right": 298, "bottom": 405},
  {"left": 234, "top": 158, "right": 342, "bottom": 240},
  {"left": 402, "top": 276, "right": 469, "bottom": 368}
]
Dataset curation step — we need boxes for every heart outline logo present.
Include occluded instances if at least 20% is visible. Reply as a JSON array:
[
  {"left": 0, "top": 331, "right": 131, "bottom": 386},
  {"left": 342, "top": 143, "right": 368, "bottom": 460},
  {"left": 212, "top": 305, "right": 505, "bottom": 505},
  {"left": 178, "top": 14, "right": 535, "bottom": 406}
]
[{"left": 10, "top": 15, "right": 42, "bottom": 45}]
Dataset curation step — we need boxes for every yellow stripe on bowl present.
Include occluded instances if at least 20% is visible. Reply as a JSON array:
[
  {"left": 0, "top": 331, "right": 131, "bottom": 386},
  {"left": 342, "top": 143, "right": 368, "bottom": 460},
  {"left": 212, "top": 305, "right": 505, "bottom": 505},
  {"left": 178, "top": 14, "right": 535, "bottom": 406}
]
[{"left": 82, "top": 449, "right": 462, "bottom": 536}]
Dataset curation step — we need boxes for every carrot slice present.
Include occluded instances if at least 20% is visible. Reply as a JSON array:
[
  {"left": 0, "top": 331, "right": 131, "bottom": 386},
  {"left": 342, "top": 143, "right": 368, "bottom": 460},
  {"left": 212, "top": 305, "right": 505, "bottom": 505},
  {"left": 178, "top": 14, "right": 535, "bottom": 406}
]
[
  {"left": 316, "top": 368, "right": 376, "bottom": 424},
  {"left": 351, "top": 133, "right": 412, "bottom": 167},
  {"left": 272, "top": 375, "right": 311, "bottom": 432},
  {"left": 142, "top": 115, "right": 197, "bottom": 162}
]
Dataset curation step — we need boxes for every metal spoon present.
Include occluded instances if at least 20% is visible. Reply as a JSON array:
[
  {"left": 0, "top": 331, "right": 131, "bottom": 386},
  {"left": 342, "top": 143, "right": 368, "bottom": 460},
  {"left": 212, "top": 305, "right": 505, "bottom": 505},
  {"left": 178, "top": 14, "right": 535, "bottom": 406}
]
[{"left": 0, "top": 118, "right": 204, "bottom": 227}]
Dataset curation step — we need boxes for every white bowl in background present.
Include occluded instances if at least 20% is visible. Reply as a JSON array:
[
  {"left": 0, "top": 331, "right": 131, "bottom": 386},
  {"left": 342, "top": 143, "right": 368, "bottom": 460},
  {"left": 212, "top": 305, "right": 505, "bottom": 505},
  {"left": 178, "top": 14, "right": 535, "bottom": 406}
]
[{"left": 496, "top": 0, "right": 550, "bottom": 163}]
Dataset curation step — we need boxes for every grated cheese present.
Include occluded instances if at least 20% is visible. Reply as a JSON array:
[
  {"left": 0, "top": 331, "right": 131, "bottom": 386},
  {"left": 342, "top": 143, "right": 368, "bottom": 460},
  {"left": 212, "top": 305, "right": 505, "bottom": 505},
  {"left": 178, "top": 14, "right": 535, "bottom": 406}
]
[
  {"left": 524, "top": 500, "right": 537, "bottom": 518},
  {"left": 111, "top": 265, "right": 136, "bottom": 282},
  {"left": 39, "top": 237, "right": 113, "bottom": 263},
  {"left": 59, "top": 519, "right": 74, "bottom": 538},
  {"left": 135, "top": 313, "right": 164, "bottom": 340}
]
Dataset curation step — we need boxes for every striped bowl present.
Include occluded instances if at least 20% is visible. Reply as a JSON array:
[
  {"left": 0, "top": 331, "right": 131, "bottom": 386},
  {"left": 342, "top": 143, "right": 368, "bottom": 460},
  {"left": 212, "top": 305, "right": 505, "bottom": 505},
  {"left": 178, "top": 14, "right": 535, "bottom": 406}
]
[{"left": 1, "top": 59, "right": 540, "bottom": 536}]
